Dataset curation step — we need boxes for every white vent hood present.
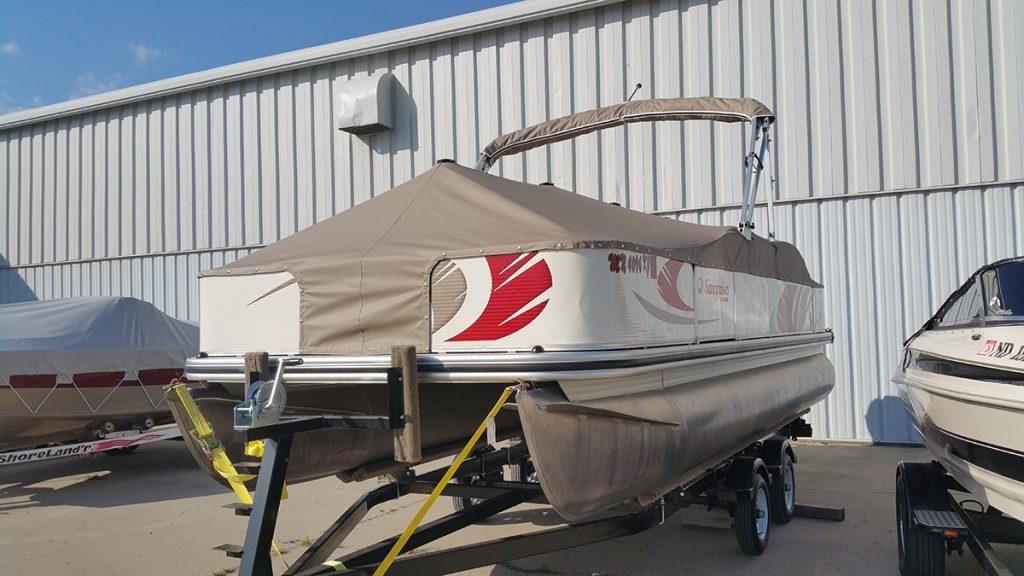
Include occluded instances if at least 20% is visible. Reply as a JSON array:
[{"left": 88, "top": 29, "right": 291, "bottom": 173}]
[{"left": 336, "top": 72, "right": 396, "bottom": 135}]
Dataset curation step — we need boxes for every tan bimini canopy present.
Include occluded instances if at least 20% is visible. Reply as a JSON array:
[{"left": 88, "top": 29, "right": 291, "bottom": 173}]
[
  {"left": 479, "top": 97, "right": 774, "bottom": 169},
  {"left": 203, "top": 162, "right": 816, "bottom": 355}
]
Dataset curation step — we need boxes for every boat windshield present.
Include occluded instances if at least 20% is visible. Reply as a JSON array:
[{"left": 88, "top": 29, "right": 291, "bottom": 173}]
[{"left": 981, "top": 260, "right": 1024, "bottom": 321}]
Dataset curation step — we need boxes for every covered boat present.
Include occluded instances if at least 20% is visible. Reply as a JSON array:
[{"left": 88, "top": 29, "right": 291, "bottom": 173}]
[
  {"left": 0, "top": 296, "right": 199, "bottom": 451},
  {"left": 175, "top": 97, "right": 835, "bottom": 521}
]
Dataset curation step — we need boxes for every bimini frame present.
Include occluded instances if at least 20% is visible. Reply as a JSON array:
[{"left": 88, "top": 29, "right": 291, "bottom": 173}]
[{"left": 474, "top": 96, "right": 779, "bottom": 241}]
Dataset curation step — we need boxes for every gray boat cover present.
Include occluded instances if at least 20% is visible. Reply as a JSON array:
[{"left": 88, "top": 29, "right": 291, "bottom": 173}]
[
  {"left": 0, "top": 296, "right": 198, "bottom": 374},
  {"left": 481, "top": 97, "right": 773, "bottom": 168},
  {"left": 202, "top": 161, "right": 819, "bottom": 355}
]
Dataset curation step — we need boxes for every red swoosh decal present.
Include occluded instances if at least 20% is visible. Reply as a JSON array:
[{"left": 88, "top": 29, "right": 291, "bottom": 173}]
[
  {"left": 92, "top": 433, "right": 164, "bottom": 452},
  {"left": 657, "top": 260, "right": 694, "bottom": 312},
  {"left": 448, "top": 252, "right": 552, "bottom": 341}
]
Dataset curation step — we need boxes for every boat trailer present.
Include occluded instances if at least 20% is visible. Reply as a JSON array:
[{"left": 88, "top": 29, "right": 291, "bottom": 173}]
[
  {"left": 0, "top": 425, "right": 182, "bottom": 466},
  {"left": 215, "top": 348, "right": 844, "bottom": 576},
  {"left": 897, "top": 460, "right": 1024, "bottom": 576}
]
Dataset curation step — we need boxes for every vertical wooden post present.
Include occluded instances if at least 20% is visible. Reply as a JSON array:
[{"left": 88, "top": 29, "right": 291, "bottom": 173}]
[
  {"left": 391, "top": 345, "right": 421, "bottom": 464},
  {"left": 244, "top": 351, "right": 271, "bottom": 392}
]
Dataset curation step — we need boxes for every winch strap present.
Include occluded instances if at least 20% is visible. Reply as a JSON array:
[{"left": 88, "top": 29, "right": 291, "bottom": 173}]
[
  {"left": 170, "top": 382, "right": 288, "bottom": 566},
  {"left": 371, "top": 384, "right": 518, "bottom": 576},
  {"left": 172, "top": 383, "right": 254, "bottom": 502}
]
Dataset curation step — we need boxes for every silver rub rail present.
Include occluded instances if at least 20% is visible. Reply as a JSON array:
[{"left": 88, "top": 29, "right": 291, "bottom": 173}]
[{"left": 186, "top": 332, "right": 833, "bottom": 384}]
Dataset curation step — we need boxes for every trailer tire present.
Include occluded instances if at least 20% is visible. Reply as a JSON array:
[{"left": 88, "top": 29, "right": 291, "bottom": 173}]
[
  {"left": 452, "top": 450, "right": 505, "bottom": 512},
  {"left": 770, "top": 452, "right": 796, "bottom": 523},
  {"left": 509, "top": 457, "right": 536, "bottom": 483},
  {"left": 452, "top": 476, "right": 476, "bottom": 512},
  {"left": 896, "top": 471, "right": 945, "bottom": 576},
  {"left": 734, "top": 473, "right": 771, "bottom": 555}
]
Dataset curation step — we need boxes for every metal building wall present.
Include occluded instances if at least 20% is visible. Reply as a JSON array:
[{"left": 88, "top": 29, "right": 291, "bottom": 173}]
[{"left": 1, "top": 0, "right": 1022, "bottom": 442}]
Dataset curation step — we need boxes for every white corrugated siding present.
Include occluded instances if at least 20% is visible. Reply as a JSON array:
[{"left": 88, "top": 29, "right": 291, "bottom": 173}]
[{"left": 1, "top": 0, "right": 1022, "bottom": 442}]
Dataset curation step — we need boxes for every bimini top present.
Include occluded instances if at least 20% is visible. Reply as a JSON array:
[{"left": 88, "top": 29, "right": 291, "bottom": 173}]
[
  {"left": 203, "top": 161, "right": 818, "bottom": 355},
  {"left": 479, "top": 97, "right": 774, "bottom": 170}
]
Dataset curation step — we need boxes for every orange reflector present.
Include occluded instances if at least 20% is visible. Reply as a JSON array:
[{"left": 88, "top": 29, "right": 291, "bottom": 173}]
[{"left": 943, "top": 530, "right": 959, "bottom": 538}]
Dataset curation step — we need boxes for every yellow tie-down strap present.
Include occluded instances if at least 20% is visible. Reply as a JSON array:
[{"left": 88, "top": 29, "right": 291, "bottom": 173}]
[
  {"left": 170, "top": 381, "right": 288, "bottom": 565},
  {"left": 371, "top": 383, "right": 520, "bottom": 576}
]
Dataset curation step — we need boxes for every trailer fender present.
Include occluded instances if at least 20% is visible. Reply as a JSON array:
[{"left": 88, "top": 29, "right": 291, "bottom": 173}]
[
  {"left": 760, "top": 437, "right": 795, "bottom": 466},
  {"left": 760, "top": 437, "right": 795, "bottom": 481},
  {"left": 896, "top": 461, "right": 949, "bottom": 511}
]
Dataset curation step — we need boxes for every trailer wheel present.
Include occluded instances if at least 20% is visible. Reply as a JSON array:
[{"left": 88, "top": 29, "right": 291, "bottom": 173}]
[
  {"left": 770, "top": 452, "right": 796, "bottom": 523},
  {"left": 452, "top": 452, "right": 506, "bottom": 511},
  {"left": 452, "top": 476, "right": 478, "bottom": 512},
  {"left": 734, "top": 473, "right": 771, "bottom": 555},
  {"left": 510, "top": 457, "right": 537, "bottom": 483},
  {"left": 896, "top": 471, "right": 945, "bottom": 575}
]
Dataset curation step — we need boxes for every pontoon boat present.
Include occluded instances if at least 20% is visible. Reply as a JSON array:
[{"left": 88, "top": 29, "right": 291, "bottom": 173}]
[{"left": 173, "top": 97, "right": 835, "bottom": 521}]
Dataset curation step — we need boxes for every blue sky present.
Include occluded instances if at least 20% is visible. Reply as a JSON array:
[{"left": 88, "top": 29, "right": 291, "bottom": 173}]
[{"left": 0, "top": 0, "right": 515, "bottom": 115}]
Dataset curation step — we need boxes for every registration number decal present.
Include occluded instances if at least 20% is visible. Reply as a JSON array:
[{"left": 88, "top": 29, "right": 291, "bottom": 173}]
[{"left": 978, "top": 339, "right": 1024, "bottom": 362}]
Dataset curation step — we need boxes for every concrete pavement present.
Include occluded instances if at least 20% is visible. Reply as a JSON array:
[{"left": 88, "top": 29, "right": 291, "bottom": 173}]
[{"left": 1, "top": 440, "right": 1022, "bottom": 575}]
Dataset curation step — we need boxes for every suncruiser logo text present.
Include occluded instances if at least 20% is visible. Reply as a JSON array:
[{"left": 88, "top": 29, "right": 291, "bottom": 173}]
[
  {"left": 447, "top": 252, "right": 552, "bottom": 341},
  {"left": 697, "top": 277, "right": 731, "bottom": 300}
]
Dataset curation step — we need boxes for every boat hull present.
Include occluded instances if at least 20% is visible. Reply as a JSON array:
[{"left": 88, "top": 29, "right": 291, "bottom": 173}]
[
  {"left": 167, "top": 381, "right": 522, "bottom": 486},
  {"left": 0, "top": 376, "right": 177, "bottom": 451},
  {"left": 0, "top": 412, "right": 172, "bottom": 452},
  {"left": 518, "top": 353, "right": 834, "bottom": 521},
  {"left": 175, "top": 334, "right": 834, "bottom": 502},
  {"left": 895, "top": 367, "right": 1024, "bottom": 523}
]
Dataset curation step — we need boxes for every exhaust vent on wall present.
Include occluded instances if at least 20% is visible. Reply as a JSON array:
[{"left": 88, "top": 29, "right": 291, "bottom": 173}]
[{"left": 336, "top": 72, "right": 396, "bottom": 135}]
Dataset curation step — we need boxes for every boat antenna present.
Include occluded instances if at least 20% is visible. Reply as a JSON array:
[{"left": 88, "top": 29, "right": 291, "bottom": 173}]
[{"left": 626, "top": 83, "right": 642, "bottom": 102}]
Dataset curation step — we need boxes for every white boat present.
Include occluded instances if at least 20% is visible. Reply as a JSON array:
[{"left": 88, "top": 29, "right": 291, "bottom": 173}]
[
  {"left": 173, "top": 97, "right": 835, "bottom": 521},
  {"left": 0, "top": 296, "right": 198, "bottom": 451},
  {"left": 894, "top": 256, "right": 1024, "bottom": 523}
]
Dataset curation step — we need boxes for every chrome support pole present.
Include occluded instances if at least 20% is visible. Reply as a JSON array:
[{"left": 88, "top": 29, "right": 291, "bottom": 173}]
[
  {"left": 764, "top": 124, "right": 777, "bottom": 241},
  {"left": 746, "top": 124, "right": 770, "bottom": 227},
  {"left": 738, "top": 118, "right": 761, "bottom": 237}
]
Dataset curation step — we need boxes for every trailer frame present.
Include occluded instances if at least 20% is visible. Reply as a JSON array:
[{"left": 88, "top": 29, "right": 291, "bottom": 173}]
[
  {"left": 224, "top": 414, "right": 842, "bottom": 576},
  {"left": 896, "top": 460, "right": 1024, "bottom": 576}
]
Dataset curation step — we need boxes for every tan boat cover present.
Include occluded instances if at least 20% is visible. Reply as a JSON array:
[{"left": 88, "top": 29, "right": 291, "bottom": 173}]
[
  {"left": 202, "top": 161, "right": 818, "bottom": 355},
  {"left": 481, "top": 97, "right": 773, "bottom": 168}
]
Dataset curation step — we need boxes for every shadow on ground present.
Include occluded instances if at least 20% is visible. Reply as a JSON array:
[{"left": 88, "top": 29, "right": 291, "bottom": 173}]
[{"left": 480, "top": 506, "right": 566, "bottom": 527}]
